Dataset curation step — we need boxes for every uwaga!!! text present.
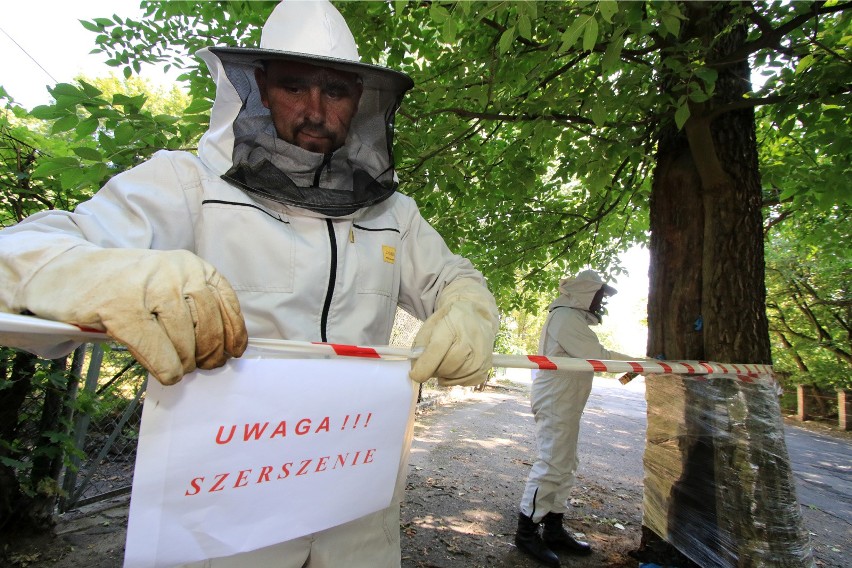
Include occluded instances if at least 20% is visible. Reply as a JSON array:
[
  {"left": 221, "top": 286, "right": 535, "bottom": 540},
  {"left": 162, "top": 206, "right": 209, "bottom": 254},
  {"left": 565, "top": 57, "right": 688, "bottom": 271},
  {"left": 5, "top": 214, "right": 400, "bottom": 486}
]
[{"left": 185, "top": 412, "right": 377, "bottom": 496}]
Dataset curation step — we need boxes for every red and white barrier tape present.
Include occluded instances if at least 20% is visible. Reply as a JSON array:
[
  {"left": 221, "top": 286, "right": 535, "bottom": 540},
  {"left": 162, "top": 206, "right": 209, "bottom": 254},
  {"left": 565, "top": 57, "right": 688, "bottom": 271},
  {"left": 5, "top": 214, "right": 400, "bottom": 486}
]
[
  {"left": 247, "top": 338, "right": 773, "bottom": 378},
  {"left": 0, "top": 314, "right": 773, "bottom": 380}
]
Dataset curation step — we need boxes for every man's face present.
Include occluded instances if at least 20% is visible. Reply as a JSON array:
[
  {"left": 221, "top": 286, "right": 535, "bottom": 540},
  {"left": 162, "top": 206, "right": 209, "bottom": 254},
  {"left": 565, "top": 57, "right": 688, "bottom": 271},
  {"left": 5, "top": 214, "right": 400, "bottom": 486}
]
[{"left": 255, "top": 60, "right": 363, "bottom": 154}]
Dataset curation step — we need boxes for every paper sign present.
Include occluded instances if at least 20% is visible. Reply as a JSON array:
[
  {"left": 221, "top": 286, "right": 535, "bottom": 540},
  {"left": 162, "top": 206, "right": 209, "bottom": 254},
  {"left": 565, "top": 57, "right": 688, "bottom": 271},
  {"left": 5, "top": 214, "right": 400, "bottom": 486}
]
[{"left": 124, "top": 355, "right": 415, "bottom": 568}]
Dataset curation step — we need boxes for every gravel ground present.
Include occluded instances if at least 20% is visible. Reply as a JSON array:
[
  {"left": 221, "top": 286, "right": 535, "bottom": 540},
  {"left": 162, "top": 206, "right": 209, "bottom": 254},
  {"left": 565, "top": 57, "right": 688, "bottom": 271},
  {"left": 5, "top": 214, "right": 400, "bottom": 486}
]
[{"left": 400, "top": 380, "right": 643, "bottom": 568}]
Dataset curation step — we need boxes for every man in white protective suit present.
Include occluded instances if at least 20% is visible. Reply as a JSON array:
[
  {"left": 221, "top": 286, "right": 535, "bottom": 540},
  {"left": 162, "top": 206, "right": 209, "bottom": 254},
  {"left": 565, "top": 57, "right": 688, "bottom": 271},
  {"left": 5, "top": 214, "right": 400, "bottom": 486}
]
[
  {"left": 0, "top": 1, "right": 499, "bottom": 566},
  {"left": 515, "top": 270, "right": 636, "bottom": 567}
]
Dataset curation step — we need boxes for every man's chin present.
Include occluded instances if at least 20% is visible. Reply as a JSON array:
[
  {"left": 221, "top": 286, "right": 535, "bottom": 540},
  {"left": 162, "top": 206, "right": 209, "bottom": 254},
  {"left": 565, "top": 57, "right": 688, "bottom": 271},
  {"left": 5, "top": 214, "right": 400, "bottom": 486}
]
[{"left": 297, "top": 135, "right": 335, "bottom": 154}]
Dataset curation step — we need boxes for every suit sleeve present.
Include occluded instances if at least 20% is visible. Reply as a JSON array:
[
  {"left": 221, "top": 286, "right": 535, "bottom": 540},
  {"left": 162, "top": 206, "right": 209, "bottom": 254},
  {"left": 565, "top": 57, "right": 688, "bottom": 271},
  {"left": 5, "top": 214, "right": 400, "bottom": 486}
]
[
  {"left": 0, "top": 151, "right": 199, "bottom": 313},
  {"left": 395, "top": 198, "right": 488, "bottom": 321},
  {"left": 550, "top": 308, "right": 635, "bottom": 360}
]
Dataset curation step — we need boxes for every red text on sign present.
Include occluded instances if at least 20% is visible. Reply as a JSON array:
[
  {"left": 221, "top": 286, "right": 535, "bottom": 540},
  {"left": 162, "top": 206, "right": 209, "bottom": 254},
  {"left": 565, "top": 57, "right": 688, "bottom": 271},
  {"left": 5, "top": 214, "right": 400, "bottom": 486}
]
[{"left": 184, "top": 448, "right": 377, "bottom": 496}]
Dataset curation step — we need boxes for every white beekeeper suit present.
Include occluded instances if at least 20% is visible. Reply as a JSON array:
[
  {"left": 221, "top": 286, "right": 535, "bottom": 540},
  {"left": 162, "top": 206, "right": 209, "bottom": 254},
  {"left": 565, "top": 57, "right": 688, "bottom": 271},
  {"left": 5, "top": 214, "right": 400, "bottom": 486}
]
[
  {"left": 516, "top": 270, "right": 634, "bottom": 566},
  {"left": 521, "top": 270, "right": 633, "bottom": 518},
  {"left": 0, "top": 1, "right": 498, "bottom": 566}
]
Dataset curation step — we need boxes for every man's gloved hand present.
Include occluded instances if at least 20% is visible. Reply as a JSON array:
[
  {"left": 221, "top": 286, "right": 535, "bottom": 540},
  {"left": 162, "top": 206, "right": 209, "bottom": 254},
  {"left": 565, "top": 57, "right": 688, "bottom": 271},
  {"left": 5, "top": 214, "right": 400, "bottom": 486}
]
[
  {"left": 410, "top": 278, "right": 499, "bottom": 387},
  {"left": 21, "top": 247, "right": 248, "bottom": 385}
]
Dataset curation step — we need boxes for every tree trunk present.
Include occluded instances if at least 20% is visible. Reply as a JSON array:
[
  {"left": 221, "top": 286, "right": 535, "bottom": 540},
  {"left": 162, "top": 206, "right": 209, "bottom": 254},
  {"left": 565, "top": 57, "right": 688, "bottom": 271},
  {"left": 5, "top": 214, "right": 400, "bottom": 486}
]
[
  {"left": 641, "top": 3, "right": 807, "bottom": 567},
  {"left": 648, "top": 124, "right": 706, "bottom": 361},
  {"left": 648, "top": 2, "right": 770, "bottom": 365},
  {"left": 0, "top": 350, "right": 38, "bottom": 532},
  {"left": 27, "top": 356, "right": 77, "bottom": 530},
  {"left": 0, "top": 349, "right": 77, "bottom": 534}
]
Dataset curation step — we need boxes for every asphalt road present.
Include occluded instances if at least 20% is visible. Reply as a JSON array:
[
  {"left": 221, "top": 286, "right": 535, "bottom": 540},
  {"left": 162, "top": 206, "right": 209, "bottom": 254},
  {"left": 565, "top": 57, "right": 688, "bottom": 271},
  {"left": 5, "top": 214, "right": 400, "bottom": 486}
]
[{"left": 784, "top": 424, "right": 851, "bottom": 567}]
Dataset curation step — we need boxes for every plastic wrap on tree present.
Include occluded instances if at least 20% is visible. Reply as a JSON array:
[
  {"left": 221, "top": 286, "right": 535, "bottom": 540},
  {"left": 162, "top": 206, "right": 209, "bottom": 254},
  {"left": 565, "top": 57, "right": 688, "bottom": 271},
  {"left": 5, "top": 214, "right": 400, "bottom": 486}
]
[{"left": 643, "top": 373, "right": 814, "bottom": 568}]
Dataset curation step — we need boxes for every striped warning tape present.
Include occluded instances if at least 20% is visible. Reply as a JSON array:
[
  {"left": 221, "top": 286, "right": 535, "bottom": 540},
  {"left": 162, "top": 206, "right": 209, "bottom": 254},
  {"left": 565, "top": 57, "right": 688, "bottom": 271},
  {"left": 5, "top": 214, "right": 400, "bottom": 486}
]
[
  {"left": 0, "top": 314, "right": 773, "bottom": 380},
  {"left": 247, "top": 338, "right": 774, "bottom": 378}
]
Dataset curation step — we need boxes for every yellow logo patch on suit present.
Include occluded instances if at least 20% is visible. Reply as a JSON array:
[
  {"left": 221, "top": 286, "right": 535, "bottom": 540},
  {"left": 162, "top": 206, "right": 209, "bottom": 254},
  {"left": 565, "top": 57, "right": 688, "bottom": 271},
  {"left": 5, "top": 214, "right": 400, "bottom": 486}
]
[{"left": 382, "top": 245, "right": 396, "bottom": 264}]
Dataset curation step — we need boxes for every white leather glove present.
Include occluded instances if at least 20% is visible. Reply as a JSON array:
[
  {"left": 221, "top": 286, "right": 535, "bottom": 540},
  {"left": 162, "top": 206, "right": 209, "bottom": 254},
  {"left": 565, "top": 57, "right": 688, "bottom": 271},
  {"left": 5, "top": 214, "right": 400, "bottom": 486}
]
[
  {"left": 410, "top": 278, "right": 499, "bottom": 387},
  {"left": 21, "top": 247, "right": 248, "bottom": 385}
]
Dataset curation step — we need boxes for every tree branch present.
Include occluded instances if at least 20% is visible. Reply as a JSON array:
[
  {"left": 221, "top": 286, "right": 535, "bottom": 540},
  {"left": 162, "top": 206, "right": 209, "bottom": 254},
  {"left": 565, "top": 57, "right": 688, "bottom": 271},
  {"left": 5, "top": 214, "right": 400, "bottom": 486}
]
[
  {"left": 771, "top": 329, "right": 809, "bottom": 372},
  {"left": 705, "top": 83, "right": 852, "bottom": 120},
  {"left": 708, "top": 1, "right": 852, "bottom": 69},
  {"left": 428, "top": 107, "right": 597, "bottom": 126}
]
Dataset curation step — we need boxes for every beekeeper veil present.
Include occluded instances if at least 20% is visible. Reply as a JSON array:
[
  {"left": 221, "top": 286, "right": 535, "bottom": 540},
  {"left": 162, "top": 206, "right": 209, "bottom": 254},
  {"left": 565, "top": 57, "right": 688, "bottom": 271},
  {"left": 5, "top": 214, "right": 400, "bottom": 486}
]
[
  {"left": 195, "top": 0, "right": 414, "bottom": 216},
  {"left": 553, "top": 270, "right": 618, "bottom": 323}
]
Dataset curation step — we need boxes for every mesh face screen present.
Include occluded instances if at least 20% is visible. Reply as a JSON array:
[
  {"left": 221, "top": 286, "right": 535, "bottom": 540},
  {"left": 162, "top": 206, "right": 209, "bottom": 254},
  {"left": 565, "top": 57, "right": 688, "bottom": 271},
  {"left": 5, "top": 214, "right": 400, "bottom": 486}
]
[
  {"left": 218, "top": 59, "right": 405, "bottom": 216},
  {"left": 223, "top": 163, "right": 395, "bottom": 217}
]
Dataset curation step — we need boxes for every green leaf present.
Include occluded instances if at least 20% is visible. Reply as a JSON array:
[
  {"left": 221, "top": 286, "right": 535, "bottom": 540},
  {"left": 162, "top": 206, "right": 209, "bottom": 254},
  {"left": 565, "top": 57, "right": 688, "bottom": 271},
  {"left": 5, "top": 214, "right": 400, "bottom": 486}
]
[
  {"left": 601, "top": 33, "right": 624, "bottom": 73},
  {"left": 75, "top": 118, "right": 100, "bottom": 139},
  {"left": 429, "top": 3, "right": 449, "bottom": 23},
  {"left": 583, "top": 17, "right": 599, "bottom": 52},
  {"left": 78, "top": 81, "right": 104, "bottom": 99},
  {"left": 661, "top": 14, "right": 681, "bottom": 38},
  {"left": 688, "top": 90, "right": 710, "bottom": 103},
  {"left": 60, "top": 166, "right": 86, "bottom": 190},
  {"left": 79, "top": 19, "right": 102, "bottom": 32},
  {"left": 184, "top": 98, "right": 211, "bottom": 114},
  {"left": 674, "top": 102, "right": 690, "bottom": 130},
  {"left": 0, "top": 456, "right": 26, "bottom": 469},
  {"left": 662, "top": 56, "right": 684, "bottom": 73},
  {"left": 427, "top": 86, "right": 446, "bottom": 105},
  {"left": 31, "top": 158, "right": 77, "bottom": 179},
  {"left": 560, "top": 17, "right": 588, "bottom": 51},
  {"left": 112, "top": 93, "right": 148, "bottom": 113},
  {"left": 442, "top": 18, "right": 457, "bottom": 44},
  {"left": 591, "top": 103, "right": 607, "bottom": 127},
  {"left": 29, "top": 105, "right": 60, "bottom": 120},
  {"left": 50, "top": 83, "right": 84, "bottom": 99},
  {"left": 499, "top": 27, "right": 516, "bottom": 53},
  {"left": 153, "top": 114, "right": 180, "bottom": 126},
  {"left": 114, "top": 122, "right": 136, "bottom": 145},
  {"left": 795, "top": 54, "right": 814, "bottom": 74},
  {"left": 87, "top": 163, "right": 110, "bottom": 183},
  {"left": 182, "top": 113, "right": 211, "bottom": 125},
  {"left": 694, "top": 66, "right": 718, "bottom": 86},
  {"left": 598, "top": 0, "right": 618, "bottom": 24},
  {"left": 72, "top": 147, "right": 104, "bottom": 161},
  {"left": 519, "top": 14, "right": 532, "bottom": 38},
  {"left": 51, "top": 115, "right": 79, "bottom": 134}
]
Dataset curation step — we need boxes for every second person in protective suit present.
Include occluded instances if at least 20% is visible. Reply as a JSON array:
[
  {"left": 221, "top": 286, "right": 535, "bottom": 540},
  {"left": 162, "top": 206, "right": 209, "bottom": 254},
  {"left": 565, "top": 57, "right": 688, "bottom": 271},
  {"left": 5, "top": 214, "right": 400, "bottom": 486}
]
[{"left": 516, "top": 270, "right": 639, "bottom": 567}]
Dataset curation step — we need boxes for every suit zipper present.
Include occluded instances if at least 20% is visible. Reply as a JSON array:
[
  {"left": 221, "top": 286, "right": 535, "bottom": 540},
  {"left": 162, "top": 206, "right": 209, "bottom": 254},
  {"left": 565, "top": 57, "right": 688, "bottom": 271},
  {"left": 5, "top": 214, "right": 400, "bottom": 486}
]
[
  {"left": 315, "top": 153, "right": 335, "bottom": 342},
  {"left": 321, "top": 219, "right": 337, "bottom": 342}
]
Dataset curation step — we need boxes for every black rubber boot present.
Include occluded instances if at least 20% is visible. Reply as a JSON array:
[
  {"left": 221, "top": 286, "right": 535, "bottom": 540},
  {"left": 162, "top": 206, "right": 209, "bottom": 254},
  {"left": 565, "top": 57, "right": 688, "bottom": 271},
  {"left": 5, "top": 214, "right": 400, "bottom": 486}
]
[
  {"left": 515, "top": 512, "right": 560, "bottom": 567},
  {"left": 542, "top": 512, "right": 592, "bottom": 556}
]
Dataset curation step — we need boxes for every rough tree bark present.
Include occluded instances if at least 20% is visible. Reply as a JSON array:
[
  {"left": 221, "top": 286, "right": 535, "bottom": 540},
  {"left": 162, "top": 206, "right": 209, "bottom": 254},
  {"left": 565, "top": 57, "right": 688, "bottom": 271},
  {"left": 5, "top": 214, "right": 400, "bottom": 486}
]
[{"left": 648, "top": 0, "right": 770, "bottom": 367}]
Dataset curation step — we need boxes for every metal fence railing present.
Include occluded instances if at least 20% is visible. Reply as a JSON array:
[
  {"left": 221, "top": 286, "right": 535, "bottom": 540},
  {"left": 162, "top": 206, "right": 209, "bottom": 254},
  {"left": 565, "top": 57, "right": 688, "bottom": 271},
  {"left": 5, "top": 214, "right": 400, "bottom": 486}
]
[{"left": 59, "top": 344, "right": 146, "bottom": 511}]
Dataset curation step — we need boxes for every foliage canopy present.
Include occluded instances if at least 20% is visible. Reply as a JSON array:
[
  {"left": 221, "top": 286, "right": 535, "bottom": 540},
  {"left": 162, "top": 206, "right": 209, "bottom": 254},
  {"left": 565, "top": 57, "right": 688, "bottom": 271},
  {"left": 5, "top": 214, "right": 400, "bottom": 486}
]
[{"left": 1, "top": 1, "right": 849, "bottom": 376}]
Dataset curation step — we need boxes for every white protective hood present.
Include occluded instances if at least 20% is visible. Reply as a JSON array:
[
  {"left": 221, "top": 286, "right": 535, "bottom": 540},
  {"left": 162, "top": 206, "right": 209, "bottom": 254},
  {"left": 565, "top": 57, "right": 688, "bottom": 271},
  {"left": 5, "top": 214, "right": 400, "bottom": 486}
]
[
  {"left": 195, "top": 0, "right": 414, "bottom": 217},
  {"left": 548, "top": 269, "right": 617, "bottom": 324}
]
